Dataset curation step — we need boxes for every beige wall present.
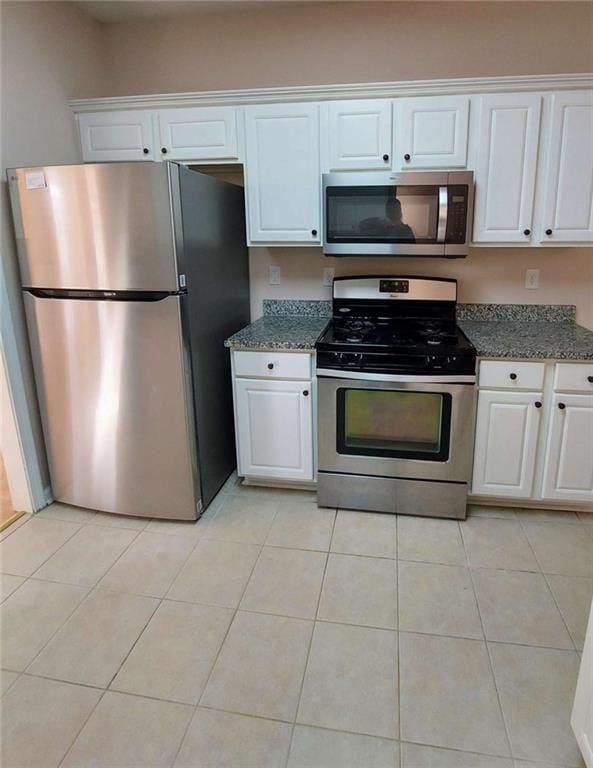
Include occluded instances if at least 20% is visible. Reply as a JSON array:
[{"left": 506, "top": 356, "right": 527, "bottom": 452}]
[{"left": 1, "top": 1, "right": 107, "bottom": 494}]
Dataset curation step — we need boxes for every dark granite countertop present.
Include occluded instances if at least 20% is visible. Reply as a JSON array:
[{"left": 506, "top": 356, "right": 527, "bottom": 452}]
[
  {"left": 225, "top": 315, "right": 330, "bottom": 351},
  {"left": 460, "top": 320, "right": 593, "bottom": 360}
]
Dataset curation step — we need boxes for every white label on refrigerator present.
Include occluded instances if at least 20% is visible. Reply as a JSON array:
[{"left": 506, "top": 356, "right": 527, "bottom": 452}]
[{"left": 25, "top": 171, "right": 47, "bottom": 190}]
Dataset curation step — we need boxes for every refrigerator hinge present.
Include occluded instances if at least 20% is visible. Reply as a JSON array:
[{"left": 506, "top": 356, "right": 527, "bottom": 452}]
[
  {"left": 197, "top": 499, "right": 203, "bottom": 514},
  {"left": 179, "top": 274, "right": 186, "bottom": 288}
]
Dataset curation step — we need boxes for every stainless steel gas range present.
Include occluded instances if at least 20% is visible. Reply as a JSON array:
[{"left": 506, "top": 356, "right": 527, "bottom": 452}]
[{"left": 315, "top": 276, "right": 477, "bottom": 520}]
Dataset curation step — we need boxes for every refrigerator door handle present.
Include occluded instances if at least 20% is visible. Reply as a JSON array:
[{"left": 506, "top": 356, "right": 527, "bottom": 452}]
[{"left": 24, "top": 288, "right": 178, "bottom": 302}]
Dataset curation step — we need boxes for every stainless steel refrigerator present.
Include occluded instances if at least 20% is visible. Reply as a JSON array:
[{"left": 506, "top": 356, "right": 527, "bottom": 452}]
[{"left": 8, "top": 162, "right": 249, "bottom": 520}]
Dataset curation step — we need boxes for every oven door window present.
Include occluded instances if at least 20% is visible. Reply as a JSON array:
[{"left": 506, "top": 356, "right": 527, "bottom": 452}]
[
  {"left": 337, "top": 388, "right": 452, "bottom": 461},
  {"left": 326, "top": 185, "right": 441, "bottom": 244}
]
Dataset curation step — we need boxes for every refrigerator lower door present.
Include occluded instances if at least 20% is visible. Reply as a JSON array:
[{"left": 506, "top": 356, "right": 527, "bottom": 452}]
[{"left": 24, "top": 292, "right": 200, "bottom": 519}]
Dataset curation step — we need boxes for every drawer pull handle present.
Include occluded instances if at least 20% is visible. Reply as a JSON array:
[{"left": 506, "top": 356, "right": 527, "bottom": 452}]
[
  {"left": 588, "top": 376, "right": 593, "bottom": 383},
  {"left": 535, "top": 401, "right": 542, "bottom": 408},
  {"left": 267, "top": 363, "right": 274, "bottom": 370},
  {"left": 558, "top": 402, "right": 566, "bottom": 410},
  {"left": 303, "top": 390, "right": 309, "bottom": 397},
  {"left": 509, "top": 372, "right": 517, "bottom": 380}
]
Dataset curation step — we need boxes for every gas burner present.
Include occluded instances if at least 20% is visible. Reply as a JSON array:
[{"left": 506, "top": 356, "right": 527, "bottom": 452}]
[{"left": 426, "top": 336, "right": 443, "bottom": 346}]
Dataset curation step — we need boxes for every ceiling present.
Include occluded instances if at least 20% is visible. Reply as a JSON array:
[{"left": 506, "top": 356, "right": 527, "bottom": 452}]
[{"left": 75, "top": 0, "right": 338, "bottom": 24}]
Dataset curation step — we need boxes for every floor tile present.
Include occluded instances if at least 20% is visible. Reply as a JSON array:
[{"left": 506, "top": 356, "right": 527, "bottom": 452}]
[
  {"left": 28, "top": 588, "right": 158, "bottom": 687},
  {"left": 0, "top": 517, "right": 80, "bottom": 576},
  {"left": 0, "top": 573, "right": 25, "bottom": 602},
  {"left": 399, "top": 632, "right": 509, "bottom": 757},
  {"left": 398, "top": 561, "right": 482, "bottom": 639},
  {"left": 461, "top": 518, "right": 539, "bottom": 571},
  {"left": 468, "top": 505, "right": 518, "bottom": 520},
  {"left": 112, "top": 600, "right": 233, "bottom": 704},
  {"left": 398, "top": 516, "right": 466, "bottom": 565},
  {"left": 37, "top": 502, "right": 97, "bottom": 523},
  {"left": 489, "top": 643, "right": 582, "bottom": 766},
  {"left": 88, "top": 511, "right": 149, "bottom": 529},
  {"left": 175, "top": 708, "right": 292, "bottom": 768},
  {"left": 546, "top": 574, "right": 593, "bottom": 650},
  {"left": 1, "top": 579, "right": 88, "bottom": 671},
  {"left": 97, "top": 530, "right": 195, "bottom": 597},
  {"left": 144, "top": 517, "right": 204, "bottom": 539},
  {"left": 266, "top": 502, "right": 335, "bottom": 551},
  {"left": 33, "top": 525, "right": 137, "bottom": 587},
  {"left": 522, "top": 522, "right": 593, "bottom": 577},
  {"left": 240, "top": 546, "right": 326, "bottom": 619},
  {"left": 201, "top": 610, "right": 312, "bottom": 721},
  {"left": 513, "top": 760, "right": 577, "bottom": 768},
  {"left": 1, "top": 675, "right": 101, "bottom": 768},
  {"left": 61, "top": 690, "right": 192, "bottom": 768},
  {"left": 0, "top": 513, "right": 31, "bottom": 541},
  {"left": 298, "top": 621, "right": 398, "bottom": 739},
  {"left": 472, "top": 569, "right": 573, "bottom": 648},
  {"left": 167, "top": 539, "right": 260, "bottom": 608},
  {"left": 517, "top": 509, "right": 582, "bottom": 524},
  {"left": 401, "top": 742, "right": 513, "bottom": 767},
  {"left": 331, "top": 509, "right": 396, "bottom": 558},
  {"left": 204, "top": 495, "right": 279, "bottom": 544},
  {"left": 289, "top": 725, "right": 399, "bottom": 768},
  {"left": 318, "top": 553, "right": 397, "bottom": 629},
  {"left": 0, "top": 669, "right": 19, "bottom": 696}
]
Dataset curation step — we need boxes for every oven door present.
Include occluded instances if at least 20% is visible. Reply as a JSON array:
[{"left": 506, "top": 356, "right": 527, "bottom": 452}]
[{"left": 317, "top": 374, "right": 476, "bottom": 482}]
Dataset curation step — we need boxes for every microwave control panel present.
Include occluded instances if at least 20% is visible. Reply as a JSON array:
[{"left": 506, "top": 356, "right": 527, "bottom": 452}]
[{"left": 445, "top": 186, "right": 469, "bottom": 244}]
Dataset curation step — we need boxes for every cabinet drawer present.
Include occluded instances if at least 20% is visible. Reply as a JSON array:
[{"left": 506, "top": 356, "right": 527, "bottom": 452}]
[
  {"left": 479, "top": 361, "right": 545, "bottom": 390},
  {"left": 554, "top": 363, "right": 593, "bottom": 393},
  {"left": 233, "top": 351, "right": 312, "bottom": 380}
]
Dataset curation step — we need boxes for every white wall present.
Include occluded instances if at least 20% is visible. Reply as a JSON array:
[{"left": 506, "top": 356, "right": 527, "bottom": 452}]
[{"left": 1, "top": 1, "right": 107, "bottom": 503}]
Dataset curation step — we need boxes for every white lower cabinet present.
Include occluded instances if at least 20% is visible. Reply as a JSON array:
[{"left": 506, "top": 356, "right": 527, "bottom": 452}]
[
  {"left": 542, "top": 393, "right": 593, "bottom": 501},
  {"left": 234, "top": 377, "right": 314, "bottom": 481},
  {"left": 472, "top": 390, "right": 542, "bottom": 498}
]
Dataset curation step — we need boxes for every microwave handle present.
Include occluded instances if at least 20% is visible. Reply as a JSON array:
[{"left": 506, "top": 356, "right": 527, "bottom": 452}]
[{"left": 437, "top": 186, "right": 448, "bottom": 243}]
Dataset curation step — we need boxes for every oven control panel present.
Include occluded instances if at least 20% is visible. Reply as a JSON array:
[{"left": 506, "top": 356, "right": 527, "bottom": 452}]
[{"left": 379, "top": 279, "right": 409, "bottom": 293}]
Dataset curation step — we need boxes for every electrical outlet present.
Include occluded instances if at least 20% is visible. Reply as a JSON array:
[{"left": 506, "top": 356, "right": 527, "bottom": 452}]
[
  {"left": 323, "top": 267, "right": 335, "bottom": 287},
  {"left": 269, "top": 265, "right": 281, "bottom": 285},
  {"left": 525, "top": 269, "right": 540, "bottom": 289}
]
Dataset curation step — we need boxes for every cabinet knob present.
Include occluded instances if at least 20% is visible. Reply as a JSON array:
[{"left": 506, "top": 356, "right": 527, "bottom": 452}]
[
  {"left": 545, "top": 228, "right": 553, "bottom": 236},
  {"left": 558, "top": 402, "right": 566, "bottom": 410},
  {"left": 303, "top": 390, "right": 309, "bottom": 396},
  {"left": 311, "top": 229, "right": 318, "bottom": 237},
  {"left": 509, "top": 372, "right": 517, "bottom": 380},
  {"left": 382, "top": 153, "right": 389, "bottom": 162},
  {"left": 161, "top": 147, "right": 168, "bottom": 154},
  {"left": 267, "top": 363, "right": 274, "bottom": 370},
  {"left": 535, "top": 401, "right": 542, "bottom": 408},
  {"left": 142, "top": 148, "right": 149, "bottom": 155},
  {"left": 523, "top": 229, "right": 531, "bottom": 236},
  {"left": 404, "top": 153, "right": 411, "bottom": 162},
  {"left": 588, "top": 376, "right": 593, "bottom": 383}
]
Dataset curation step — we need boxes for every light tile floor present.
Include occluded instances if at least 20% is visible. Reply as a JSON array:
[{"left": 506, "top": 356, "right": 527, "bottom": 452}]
[{"left": 1, "top": 475, "right": 591, "bottom": 768}]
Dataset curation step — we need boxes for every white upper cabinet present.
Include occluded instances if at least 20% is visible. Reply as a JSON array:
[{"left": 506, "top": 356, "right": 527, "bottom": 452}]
[
  {"left": 244, "top": 102, "right": 320, "bottom": 244},
  {"left": 395, "top": 95, "right": 469, "bottom": 169},
  {"left": 539, "top": 90, "right": 593, "bottom": 243},
  {"left": 542, "top": 393, "right": 593, "bottom": 502},
  {"left": 157, "top": 107, "right": 238, "bottom": 161},
  {"left": 79, "top": 111, "right": 155, "bottom": 162},
  {"left": 472, "top": 93, "right": 542, "bottom": 243},
  {"left": 325, "top": 100, "right": 392, "bottom": 171}
]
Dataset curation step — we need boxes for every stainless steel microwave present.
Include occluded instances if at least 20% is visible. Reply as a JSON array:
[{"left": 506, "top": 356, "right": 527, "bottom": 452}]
[{"left": 323, "top": 170, "right": 474, "bottom": 258}]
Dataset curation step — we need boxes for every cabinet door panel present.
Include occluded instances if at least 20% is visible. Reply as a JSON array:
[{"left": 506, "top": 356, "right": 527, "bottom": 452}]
[
  {"left": 235, "top": 378, "right": 313, "bottom": 480},
  {"left": 472, "top": 93, "right": 541, "bottom": 242},
  {"left": 157, "top": 107, "right": 238, "bottom": 161},
  {"left": 396, "top": 96, "right": 469, "bottom": 169},
  {"left": 472, "top": 390, "right": 542, "bottom": 498},
  {"left": 540, "top": 91, "right": 593, "bottom": 243},
  {"left": 244, "top": 103, "right": 320, "bottom": 243},
  {"left": 79, "top": 111, "right": 154, "bottom": 162},
  {"left": 542, "top": 393, "right": 593, "bottom": 501},
  {"left": 328, "top": 100, "right": 392, "bottom": 170}
]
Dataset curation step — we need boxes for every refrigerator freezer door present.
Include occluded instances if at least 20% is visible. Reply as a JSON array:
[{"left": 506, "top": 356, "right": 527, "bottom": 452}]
[
  {"left": 24, "top": 292, "right": 199, "bottom": 519},
  {"left": 9, "top": 163, "right": 179, "bottom": 292}
]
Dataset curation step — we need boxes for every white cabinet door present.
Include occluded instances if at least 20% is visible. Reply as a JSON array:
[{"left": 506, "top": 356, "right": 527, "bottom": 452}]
[
  {"left": 542, "top": 393, "right": 593, "bottom": 502},
  {"left": 244, "top": 103, "right": 320, "bottom": 244},
  {"left": 472, "top": 93, "right": 542, "bottom": 242},
  {"left": 327, "top": 100, "right": 392, "bottom": 170},
  {"left": 540, "top": 91, "right": 593, "bottom": 243},
  {"left": 78, "top": 111, "right": 155, "bottom": 162},
  {"left": 157, "top": 107, "right": 238, "bottom": 161},
  {"left": 395, "top": 96, "right": 469, "bottom": 169},
  {"left": 572, "top": 599, "right": 593, "bottom": 768},
  {"left": 472, "top": 390, "right": 542, "bottom": 498},
  {"left": 235, "top": 378, "right": 313, "bottom": 480}
]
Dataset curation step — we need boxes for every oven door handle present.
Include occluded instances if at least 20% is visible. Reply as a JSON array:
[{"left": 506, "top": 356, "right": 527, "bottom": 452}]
[
  {"left": 437, "top": 186, "right": 448, "bottom": 243},
  {"left": 316, "top": 368, "right": 476, "bottom": 384}
]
